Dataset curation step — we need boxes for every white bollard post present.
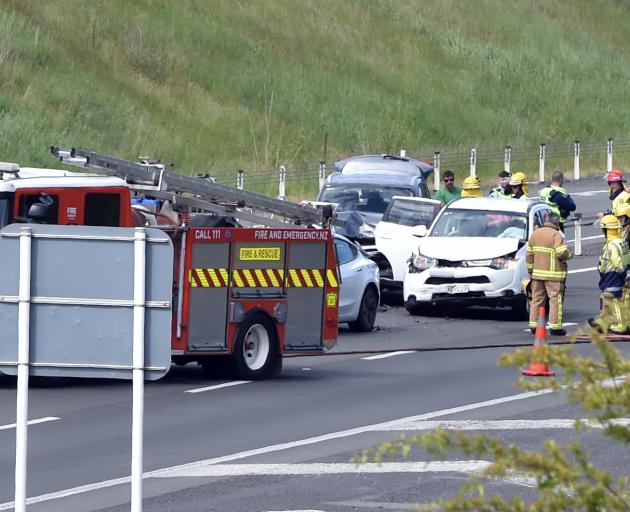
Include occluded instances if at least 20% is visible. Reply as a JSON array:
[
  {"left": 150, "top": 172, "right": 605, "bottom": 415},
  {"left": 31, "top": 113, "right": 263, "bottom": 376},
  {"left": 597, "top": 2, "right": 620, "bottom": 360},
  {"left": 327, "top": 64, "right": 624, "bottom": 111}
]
[
  {"left": 469, "top": 148, "right": 477, "bottom": 178},
  {"left": 278, "top": 165, "right": 286, "bottom": 200},
  {"left": 504, "top": 145, "right": 511, "bottom": 174},
  {"left": 400, "top": 149, "right": 406, "bottom": 157},
  {"left": 14, "top": 227, "right": 32, "bottom": 512},
  {"left": 573, "top": 141, "right": 580, "bottom": 181},
  {"left": 237, "top": 170, "right": 244, "bottom": 190},
  {"left": 607, "top": 138, "right": 614, "bottom": 173},
  {"left": 574, "top": 213, "right": 582, "bottom": 257},
  {"left": 433, "top": 151, "right": 441, "bottom": 191},
  {"left": 538, "top": 143, "right": 546, "bottom": 183},
  {"left": 318, "top": 161, "right": 326, "bottom": 190},
  {"left": 131, "top": 227, "right": 147, "bottom": 512}
]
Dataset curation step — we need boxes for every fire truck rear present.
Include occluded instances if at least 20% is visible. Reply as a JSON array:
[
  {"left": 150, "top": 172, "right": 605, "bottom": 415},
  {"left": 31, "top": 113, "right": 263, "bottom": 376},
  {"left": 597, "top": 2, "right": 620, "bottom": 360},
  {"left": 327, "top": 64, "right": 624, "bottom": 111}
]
[{"left": 0, "top": 154, "right": 339, "bottom": 379}]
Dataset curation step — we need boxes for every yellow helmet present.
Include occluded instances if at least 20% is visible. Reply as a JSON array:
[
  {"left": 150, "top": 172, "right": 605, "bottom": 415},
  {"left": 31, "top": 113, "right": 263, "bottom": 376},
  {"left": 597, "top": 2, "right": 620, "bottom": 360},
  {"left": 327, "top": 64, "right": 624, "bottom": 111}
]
[
  {"left": 601, "top": 214, "right": 621, "bottom": 231},
  {"left": 461, "top": 176, "right": 482, "bottom": 197},
  {"left": 509, "top": 171, "right": 528, "bottom": 196},
  {"left": 509, "top": 171, "right": 527, "bottom": 186},
  {"left": 614, "top": 203, "right": 630, "bottom": 218}
]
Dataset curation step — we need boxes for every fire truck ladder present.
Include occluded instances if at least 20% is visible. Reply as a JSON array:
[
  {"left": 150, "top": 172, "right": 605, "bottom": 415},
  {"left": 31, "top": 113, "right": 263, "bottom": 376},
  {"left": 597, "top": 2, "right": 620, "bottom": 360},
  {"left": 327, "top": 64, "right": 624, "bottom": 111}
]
[{"left": 50, "top": 147, "right": 331, "bottom": 228}]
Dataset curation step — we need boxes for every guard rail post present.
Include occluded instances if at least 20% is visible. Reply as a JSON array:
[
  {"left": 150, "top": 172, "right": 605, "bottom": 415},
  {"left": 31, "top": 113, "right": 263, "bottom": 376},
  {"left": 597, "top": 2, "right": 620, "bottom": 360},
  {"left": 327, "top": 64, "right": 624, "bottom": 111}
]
[
  {"left": 574, "top": 213, "right": 582, "bottom": 257},
  {"left": 237, "top": 169, "right": 244, "bottom": 190},
  {"left": 433, "top": 151, "right": 441, "bottom": 191},
  {"left": 504, "top": 145, "right": 511, "bottom": 174},
  {"left": 469, "top": 148, "right": 477, "bottom": 178},
  {"left": 318, "top": 161, "right": 326, "bottom": 191},
  {"left": 607, "top": 138, "right": 614, "bottom": 173},
  {"left": 278, "top": 165, "right": 286, "bottom": 200},
  {"left": 538, "top": 143, "right": 546, "bottom": 183},
  {"left": 573, "top": 141, "right": 580, "bottom": 181}
]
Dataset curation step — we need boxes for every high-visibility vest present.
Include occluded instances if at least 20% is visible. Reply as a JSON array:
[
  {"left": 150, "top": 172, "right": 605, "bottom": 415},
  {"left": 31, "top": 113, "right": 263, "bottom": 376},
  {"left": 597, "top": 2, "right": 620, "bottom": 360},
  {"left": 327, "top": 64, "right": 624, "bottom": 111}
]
[
  {"left": 539, "top": 185, "right": 568, "bottom": 222},
  {"left": 598, "top": 238, "right": 629, "bottom": 296},
  {"left": 488, "top": 186, "right": 511, "bottom": 199}
]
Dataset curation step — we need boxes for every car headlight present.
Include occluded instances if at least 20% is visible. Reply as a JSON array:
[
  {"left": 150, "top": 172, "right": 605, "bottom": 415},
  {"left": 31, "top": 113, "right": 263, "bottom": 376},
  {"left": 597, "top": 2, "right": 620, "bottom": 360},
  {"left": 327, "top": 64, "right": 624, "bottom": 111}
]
[
  {"left": 490, "top": 257, "right": 519, "bottom": 270},
  {"left": 409, "top": 253, "right": 437, "bottom": 272},
  {"left": 466, "top": 259, "right": 492, "bottom": 267},
  {"left": 464, "top": 257, "right": 518, "bottom": 270}
]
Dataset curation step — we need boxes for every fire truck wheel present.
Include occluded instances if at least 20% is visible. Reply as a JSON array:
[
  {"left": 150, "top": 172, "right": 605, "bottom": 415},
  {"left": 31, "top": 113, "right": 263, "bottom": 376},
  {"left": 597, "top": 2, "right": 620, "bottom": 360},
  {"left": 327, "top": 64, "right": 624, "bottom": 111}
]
[
  {"left": 349, "top": 285, "right": 378, "bottom": 332},
  {"left": 233, "top": 313, "right": 282, "bottom": 380}
]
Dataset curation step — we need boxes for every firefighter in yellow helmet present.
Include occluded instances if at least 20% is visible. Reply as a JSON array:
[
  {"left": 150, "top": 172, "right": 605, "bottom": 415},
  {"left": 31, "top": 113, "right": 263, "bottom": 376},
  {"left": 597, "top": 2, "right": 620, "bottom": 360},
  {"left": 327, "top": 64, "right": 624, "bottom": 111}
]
[
  {"left": 614, "top": 203, "right": 630, "bottom": 330},
  {"left": 509, "top": 171, "right": 528, "bottom": 199},
  {"left": 461, "top": 176, "right": 482, "bottom": 198},
  {"left": 589, "top": 214, "right": 630, "bottom": 334},
  {"left": 614, "top": 202, "right": 630, "bottom": 242},
  {"left": 526, "top": 211, "right": 572, "bottom": 335}
]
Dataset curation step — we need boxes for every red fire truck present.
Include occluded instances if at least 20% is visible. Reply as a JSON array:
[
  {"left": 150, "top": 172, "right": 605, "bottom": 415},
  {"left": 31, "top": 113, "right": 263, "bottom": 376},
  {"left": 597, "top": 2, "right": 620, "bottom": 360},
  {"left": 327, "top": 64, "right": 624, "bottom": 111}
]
[{"left": 0, "top": 149, "right": 339, "bottom": 379}]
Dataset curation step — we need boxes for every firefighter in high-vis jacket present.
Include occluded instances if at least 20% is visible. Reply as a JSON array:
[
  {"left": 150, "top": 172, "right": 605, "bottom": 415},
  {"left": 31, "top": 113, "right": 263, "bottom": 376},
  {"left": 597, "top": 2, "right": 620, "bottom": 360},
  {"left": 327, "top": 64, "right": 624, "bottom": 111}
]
[
  {"left": 589, "top": 215, "right": 630, "bottom": 334},
  {"left": 539, "top": 170, "right": 576, "bottom": 232},
  {"left": 607, "top": 170, "right": 630, "bottom": 211},
  {"left": 509, "top": 171, "right": 529, "bottom": 199},
  {"left": 614, "top": 203, "right": 630, "bottom": 330},
  {"left": 526, "top": 211, "right": 573, "bottom": 335}
]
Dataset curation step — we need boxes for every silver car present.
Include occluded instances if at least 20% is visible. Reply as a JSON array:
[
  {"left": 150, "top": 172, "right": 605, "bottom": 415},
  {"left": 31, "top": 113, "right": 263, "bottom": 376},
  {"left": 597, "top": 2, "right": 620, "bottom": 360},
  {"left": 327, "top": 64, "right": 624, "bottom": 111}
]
[{"left": 334, "top": 234, "right": 380, "bottom": 331}]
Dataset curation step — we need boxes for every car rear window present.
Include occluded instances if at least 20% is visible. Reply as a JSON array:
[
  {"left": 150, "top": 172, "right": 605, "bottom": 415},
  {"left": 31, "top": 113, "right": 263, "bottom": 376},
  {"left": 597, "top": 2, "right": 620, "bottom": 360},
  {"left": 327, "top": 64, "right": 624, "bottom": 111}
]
[{"left": 383, "top": 200, "right": 441, "bottom": 227}]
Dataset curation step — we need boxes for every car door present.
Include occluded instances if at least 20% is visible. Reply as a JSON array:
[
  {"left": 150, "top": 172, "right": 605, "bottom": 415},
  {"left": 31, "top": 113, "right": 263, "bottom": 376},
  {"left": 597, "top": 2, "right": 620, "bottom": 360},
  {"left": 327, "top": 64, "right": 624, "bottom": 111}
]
[
  {"left": 374, "top": 197, "right": 442, "bottom": 282},
  {"left": 334, "top": 237, "right": 364, "bottom": 321}
]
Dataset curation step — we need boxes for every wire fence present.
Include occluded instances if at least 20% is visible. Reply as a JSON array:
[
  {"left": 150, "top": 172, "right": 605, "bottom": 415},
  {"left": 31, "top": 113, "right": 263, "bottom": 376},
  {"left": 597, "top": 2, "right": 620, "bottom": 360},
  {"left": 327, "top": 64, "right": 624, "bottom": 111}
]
[{"left": 211, "top": 137, "right": 630, "bottom": 200}]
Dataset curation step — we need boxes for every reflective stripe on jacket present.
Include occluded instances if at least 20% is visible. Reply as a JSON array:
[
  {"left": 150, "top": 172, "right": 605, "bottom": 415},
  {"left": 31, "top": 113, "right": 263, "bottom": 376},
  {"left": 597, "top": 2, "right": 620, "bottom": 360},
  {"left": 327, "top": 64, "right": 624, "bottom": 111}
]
[
  {"left": 598, "top": 238, "right": 629, "bottom": 297},
  {"left": 526, "top": 222, "right": 572, "bottom": 281}
]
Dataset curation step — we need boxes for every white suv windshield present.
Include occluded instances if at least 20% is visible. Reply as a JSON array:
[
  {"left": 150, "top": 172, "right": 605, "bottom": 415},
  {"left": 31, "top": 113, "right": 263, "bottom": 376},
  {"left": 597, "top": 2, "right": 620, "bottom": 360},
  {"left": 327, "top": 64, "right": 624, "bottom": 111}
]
[
  {"left": 319, "top": 186, "right": 413, "bottom": 214},
  {"left": 431, "top": 209, "right": 528, "bottom": 240}
]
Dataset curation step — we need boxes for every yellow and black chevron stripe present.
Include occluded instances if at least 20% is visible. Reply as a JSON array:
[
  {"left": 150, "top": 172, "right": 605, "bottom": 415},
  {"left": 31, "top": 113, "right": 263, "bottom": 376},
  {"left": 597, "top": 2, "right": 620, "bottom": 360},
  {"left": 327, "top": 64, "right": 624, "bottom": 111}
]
[
  {"left": 189, "top": 268, "right": 229, "bottom": 288},
  {"left": 231, "top": 268, "right": 285, "bottom": 288}
]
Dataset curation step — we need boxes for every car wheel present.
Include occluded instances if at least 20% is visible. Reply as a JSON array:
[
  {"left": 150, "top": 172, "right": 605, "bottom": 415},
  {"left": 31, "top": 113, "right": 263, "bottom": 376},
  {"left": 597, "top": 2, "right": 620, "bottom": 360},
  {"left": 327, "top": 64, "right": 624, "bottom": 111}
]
[
  {"left": 349, "top": 286, "right": 378, "bottom": 332},
  {"left": 231, "top": 313, "right": 282, "bottom": 380},
  {"left": 510, "top": 294, "right": 529, "bottom": 321}
]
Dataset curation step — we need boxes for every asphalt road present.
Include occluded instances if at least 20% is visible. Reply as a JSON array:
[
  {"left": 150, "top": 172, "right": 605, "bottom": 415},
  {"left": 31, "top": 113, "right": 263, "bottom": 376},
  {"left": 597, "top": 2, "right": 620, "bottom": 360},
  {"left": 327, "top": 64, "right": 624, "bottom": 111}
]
[{"left": 0, "top": 176, "right": 628, "bottom": 512}]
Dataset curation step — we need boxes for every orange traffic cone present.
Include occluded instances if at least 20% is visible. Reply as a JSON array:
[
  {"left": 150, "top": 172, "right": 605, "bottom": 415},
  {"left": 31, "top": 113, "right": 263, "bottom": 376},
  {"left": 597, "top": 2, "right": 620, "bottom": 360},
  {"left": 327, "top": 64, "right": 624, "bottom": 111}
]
[{"left": 522, "top": 306, "right": 555, "bottom": 377}]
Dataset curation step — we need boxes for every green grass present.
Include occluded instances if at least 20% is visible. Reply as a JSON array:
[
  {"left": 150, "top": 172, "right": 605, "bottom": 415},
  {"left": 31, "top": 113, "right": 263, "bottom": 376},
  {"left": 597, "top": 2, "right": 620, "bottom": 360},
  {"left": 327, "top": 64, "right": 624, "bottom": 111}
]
[{"left": 1, "top": 0, "right": 629, "bottom": 198}]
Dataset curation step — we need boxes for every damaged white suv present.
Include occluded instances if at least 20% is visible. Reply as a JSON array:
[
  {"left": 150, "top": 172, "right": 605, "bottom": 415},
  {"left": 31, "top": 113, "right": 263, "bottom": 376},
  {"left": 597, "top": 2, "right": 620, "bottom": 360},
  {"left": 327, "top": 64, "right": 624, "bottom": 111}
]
[{"left": 404, "top": 197, "right": 551, "bottom": 319}]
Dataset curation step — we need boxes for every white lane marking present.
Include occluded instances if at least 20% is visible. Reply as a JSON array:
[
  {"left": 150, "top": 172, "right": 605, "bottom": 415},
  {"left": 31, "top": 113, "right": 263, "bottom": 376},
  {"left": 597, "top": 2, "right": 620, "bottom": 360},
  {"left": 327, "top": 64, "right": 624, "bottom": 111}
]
[
  {"left": 377, "top": 418, "right": 630, "bottom": 431},
  {"left": 0, "top": 388, "right": 553, "bottom": 510},
  {"left": 155, "top": 461, "right": 492, "bottom": 478},
  {"left": 185, "top": 381, "right": 250, "bottom": 394},
  {"left": 0, "top": 417, "right": 59, "bottom": 431},
  {"left": 571, "top": 190, "right": 608, "bottom": 197},
  {"left": 362, "top": 351, "right": 415, "bottom": 360},
  {"left": 568, "top": 266, "right": 597, "bottom": 274},
  {"left": 567, "top": 234, "right": 603, "bottom": 243}
]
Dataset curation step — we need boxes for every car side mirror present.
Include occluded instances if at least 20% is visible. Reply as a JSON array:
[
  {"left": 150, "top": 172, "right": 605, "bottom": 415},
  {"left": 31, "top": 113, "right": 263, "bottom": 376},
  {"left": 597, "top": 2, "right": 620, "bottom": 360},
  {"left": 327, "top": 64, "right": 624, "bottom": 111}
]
[{"left": 411, "top": 224, "right": 427, "bottom": 238}]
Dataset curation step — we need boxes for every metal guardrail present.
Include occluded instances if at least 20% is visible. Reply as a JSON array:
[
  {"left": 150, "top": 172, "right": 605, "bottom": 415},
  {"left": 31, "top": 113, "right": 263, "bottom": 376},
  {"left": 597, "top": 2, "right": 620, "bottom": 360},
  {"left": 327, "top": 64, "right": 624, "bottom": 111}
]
[{"left": 209, "top": 137, "right": 630, "bottom": 198}]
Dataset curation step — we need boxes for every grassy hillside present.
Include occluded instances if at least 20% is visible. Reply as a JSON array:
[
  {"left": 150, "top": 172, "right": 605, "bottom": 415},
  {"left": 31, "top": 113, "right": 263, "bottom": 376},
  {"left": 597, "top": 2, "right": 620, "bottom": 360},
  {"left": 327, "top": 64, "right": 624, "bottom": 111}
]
[{"left": 1, "top": 0, "right": 630, "bottom": 196}]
